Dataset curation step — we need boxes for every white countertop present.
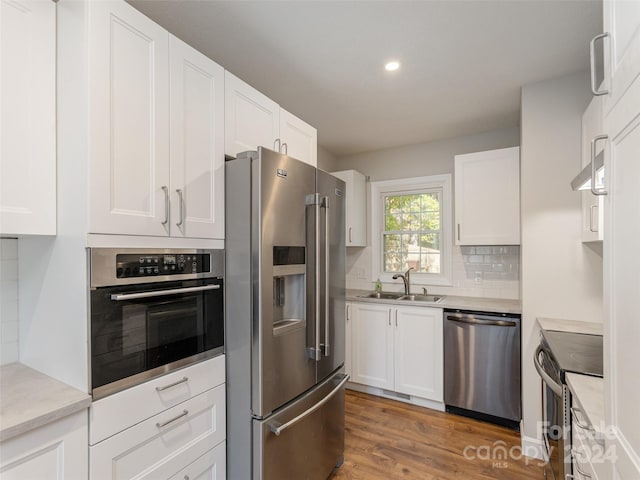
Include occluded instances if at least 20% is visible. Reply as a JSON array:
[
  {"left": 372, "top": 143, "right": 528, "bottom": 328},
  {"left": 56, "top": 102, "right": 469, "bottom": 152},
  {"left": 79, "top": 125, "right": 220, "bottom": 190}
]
[
  {"left": 566, "top": 372, "right": 605, "bottom": 435},
  {"left": 346, "top": 289, "right": 521, "bottom": 314},
  {"left": 537, "top": 317, "right": 603, "bottom": 335},
  {"left": 0, "top": 363, "right": 91, "bottom": 442}
]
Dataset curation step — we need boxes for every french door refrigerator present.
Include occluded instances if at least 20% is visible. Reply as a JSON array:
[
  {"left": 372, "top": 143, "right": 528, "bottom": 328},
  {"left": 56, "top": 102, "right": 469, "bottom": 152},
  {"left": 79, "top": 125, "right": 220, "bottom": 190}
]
[{"left": 225, "top": 147, "right": 347, "bottom": 480}]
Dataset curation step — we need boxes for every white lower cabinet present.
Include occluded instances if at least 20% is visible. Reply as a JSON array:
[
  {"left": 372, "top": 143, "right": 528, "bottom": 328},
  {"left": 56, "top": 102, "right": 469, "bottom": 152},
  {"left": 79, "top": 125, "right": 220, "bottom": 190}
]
[
  {"left": 350, "top": 302, "right": 443, "bottom": 403},
  {"left": 345, "top": 302, "right": 353, "bottom": 379},
  {"left": 0, "top": 410, "right": 88, "bottom": 480},
  {"left": 90, "top": 356, "right": 226, "bottom": 480}
]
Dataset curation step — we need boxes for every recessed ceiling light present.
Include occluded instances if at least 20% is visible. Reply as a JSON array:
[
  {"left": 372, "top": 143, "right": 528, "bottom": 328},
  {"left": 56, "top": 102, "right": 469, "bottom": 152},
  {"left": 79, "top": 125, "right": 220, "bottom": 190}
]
[{"left": 385, "top": 61, "right": 400, "bottom": 72}]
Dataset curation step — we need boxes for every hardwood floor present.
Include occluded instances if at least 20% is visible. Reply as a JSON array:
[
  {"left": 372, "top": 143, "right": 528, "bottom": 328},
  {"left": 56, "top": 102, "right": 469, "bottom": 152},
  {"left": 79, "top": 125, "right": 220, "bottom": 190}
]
[{"left": 329, "top": 390, "right": 546, "bottom": 480}]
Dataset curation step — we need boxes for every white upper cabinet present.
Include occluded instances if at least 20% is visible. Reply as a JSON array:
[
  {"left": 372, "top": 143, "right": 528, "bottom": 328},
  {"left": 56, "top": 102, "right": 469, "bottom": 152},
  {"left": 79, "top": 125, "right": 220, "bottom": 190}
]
[
  {"left": 330, "top": 170, "right": 366, "bottom": 246},
  {"left": 279, "top": 108, "right": 317, "bottom": 166},
  {"left": 88, "top": 2, "right": 224, "bottom": 239},
  {"left": 169, "top": 35, "right": 225, "bottom": 240},
  {"left": 88, "top": 0, "right": 170, "bottom": 237},
  {"left": 580, "top": 96, "right": 604, "bottom": 243},
  {"left": 0, "top": 0, "right": 56, "bottom": 235},
  {"left": 224, "top": 71, "right": 280, "bottom": 158},
  {"left": 224, "top": 71, "right": 317, "bottom": 166},
  {"left": 454, "top": 147, "right": 520, "bottom": 245}
]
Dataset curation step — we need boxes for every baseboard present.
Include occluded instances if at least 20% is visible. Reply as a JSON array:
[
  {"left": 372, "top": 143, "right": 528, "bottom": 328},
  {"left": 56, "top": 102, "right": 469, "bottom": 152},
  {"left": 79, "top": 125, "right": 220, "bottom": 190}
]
[
  {"left": 346, "top": 382, "right": 445, "bottom": 412},
  {"left": 520, "top": 433, "right": 545, "bottom": 461}
]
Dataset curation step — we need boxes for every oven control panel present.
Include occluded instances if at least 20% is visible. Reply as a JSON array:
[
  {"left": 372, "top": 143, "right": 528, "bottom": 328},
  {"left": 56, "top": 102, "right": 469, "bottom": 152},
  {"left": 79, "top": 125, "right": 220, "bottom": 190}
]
[{"left": 115, "top": 253, "right": 211, "bottom": 278}]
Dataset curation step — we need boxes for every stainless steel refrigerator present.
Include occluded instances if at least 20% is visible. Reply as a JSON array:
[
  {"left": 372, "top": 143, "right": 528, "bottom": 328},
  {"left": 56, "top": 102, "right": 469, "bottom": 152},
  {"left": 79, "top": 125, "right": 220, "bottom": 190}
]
[{"left": 225, "top": 147, "right": 347, "bottom": 480}]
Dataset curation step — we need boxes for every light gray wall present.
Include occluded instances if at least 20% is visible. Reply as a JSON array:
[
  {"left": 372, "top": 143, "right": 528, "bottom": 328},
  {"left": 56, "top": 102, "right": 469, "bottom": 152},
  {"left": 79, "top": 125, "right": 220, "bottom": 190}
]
[
  {"left": 0, "top": 239, "right": 19, "bottom": 364},
  {"left": 317, "top": 145, "right": 338, "bottom": 172},
  {"left": 331, "top": 126, "right": 522, "bottom": 299},
  {"left": 520, "top": 71, "right": 603, "bottom": 449},
  {"left": 334, "top": 126, "right": 520, "bottom": 180}
]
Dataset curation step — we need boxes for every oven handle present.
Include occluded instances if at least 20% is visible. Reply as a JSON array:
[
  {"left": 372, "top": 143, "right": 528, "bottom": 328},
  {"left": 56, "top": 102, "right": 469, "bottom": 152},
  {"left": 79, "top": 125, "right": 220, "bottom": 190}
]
[
  {"left": 111, "top": 284, "right": 220, "bottom": 301},
  {"left": 534, "top": 344, "right": 563, "bottom": 396}
]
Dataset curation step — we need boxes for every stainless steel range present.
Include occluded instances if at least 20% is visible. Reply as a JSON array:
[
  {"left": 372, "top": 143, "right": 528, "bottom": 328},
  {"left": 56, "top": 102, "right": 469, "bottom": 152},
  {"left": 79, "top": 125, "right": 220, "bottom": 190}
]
[{"left": 534, "top": 329, "right": 603, "bottom": 480}]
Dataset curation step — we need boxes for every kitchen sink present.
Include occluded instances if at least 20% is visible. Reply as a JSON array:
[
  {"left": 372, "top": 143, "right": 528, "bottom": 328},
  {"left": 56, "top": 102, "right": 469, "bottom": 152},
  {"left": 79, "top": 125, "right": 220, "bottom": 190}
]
[
  {"left": 357, "top": 292, "right": 403, "bottom": 300},
  {"left": 398, "top": 294, "right": 444, "bottom": 303},
  {"left": 356, "top": 292, "right": 444, "bottom": 303}
]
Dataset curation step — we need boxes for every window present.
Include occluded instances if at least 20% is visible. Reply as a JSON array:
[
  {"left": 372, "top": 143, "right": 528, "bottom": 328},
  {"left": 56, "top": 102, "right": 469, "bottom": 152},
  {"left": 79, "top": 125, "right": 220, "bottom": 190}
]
[{"left": 371, "top": 175, "right": 452, "bottom": 286}]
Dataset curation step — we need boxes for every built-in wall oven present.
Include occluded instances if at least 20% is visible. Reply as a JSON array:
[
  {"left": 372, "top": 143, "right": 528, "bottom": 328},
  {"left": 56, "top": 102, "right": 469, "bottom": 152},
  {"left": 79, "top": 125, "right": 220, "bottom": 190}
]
[
  {"left": 89, "top": 248, "right": 224, "bottom": 400},
  {"left": 534, "top": 329, "right": 603, "bottom": 480}
]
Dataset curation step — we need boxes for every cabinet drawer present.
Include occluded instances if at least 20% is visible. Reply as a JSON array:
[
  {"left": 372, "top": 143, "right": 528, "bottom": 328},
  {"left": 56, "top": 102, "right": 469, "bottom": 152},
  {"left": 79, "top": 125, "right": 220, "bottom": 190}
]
[
  {"left": 572, "top": 418, "right": 604, "bottom": 480},
  {"left": 169, "top": 442, "right": 226, "bottom": 480},
  {"left": 90, "top": 384, "right": 225, "bottom": 480},
  {"left": 90, "top": 355, "right": 224, "bottom": 445}
]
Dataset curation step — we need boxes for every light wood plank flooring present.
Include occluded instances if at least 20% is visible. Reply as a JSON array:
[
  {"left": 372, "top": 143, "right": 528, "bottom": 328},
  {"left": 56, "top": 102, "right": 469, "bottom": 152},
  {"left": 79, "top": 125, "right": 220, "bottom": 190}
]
[{"left": 330, "top": 390, "right": 546, "bottom": 480}]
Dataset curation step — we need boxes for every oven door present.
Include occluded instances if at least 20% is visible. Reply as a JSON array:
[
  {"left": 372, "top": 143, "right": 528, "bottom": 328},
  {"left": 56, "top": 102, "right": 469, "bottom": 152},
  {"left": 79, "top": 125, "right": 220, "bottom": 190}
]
[
  {"left": 534, "top": 344, "right": 568, "bottom": 480},
  {"left": 90, "top": 278, "right": 223, "bottom": 399}
]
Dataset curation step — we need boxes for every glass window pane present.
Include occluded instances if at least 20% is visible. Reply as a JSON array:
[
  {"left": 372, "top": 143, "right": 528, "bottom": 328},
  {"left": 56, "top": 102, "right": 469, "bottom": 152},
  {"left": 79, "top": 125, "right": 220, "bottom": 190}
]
[
  {"left": 384, "top": 252, "right": 405, "bottom": 273},
  {"left": 419, "top": 233, "right": 440, "bottom": 252},
  {"left": 385, "top": 195, "right": 402, "bottom": 214},
  {"left": 422, "top": 254, "right": 441, "bottom": 273},
  {"left": 401, "top": 212, "right": 420, "bottom": 231},
  {"left": 421, "top": 211, "right": 440, "bottom": 231},
  {"left": 384, "top": 234, "right": 401, "bottom": 251},
  {"left": 385, "top": 212, "right": 401, "bottom": 231}
]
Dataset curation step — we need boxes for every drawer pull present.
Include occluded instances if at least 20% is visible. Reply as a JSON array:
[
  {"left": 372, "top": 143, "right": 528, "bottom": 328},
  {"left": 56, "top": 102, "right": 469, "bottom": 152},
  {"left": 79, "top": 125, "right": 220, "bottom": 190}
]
[
  {"left": 156, "top": 409, "right": 189, "bottom": 428},
  {"left": 156, "top": 376, "right": 189, "bottom": 392},
  {"left": 571, "top": 407, "right": 595, "bottom": 431}
]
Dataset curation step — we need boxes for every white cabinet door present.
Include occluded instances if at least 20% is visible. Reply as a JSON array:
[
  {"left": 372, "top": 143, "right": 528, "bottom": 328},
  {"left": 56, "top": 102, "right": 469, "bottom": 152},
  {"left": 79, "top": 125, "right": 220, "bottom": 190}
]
[
  {"left": 279, "top": 108, "right": 317, "bottom": 166},
  {"left": 602, "top": 0, "right": 640, "bottom": 118},
  {"left": 331, "top": 170, "right": 366, "bottom": 247},
  {"left": 604, "top": 77, "right": 640, "bottom": 480},
  {"left": 170, "top": 36, "right": 225, "bottom": 240},
  {"left": 351, "top": 303, "right": 393, "bottom": 390},
  {"left": 0, "top": 0, "right": 56, "bottom": 235},
  {"left": 88, "top": 0, "right": 170, "bottom": 236},
  {"left": 169, "top": 442, "right": 226, "bottom": 480},
  {"left": 0, "top": 410, "right": 87, "bottom": 480},
  {"left": 581, "top": 96, "right": 605, "bottom": 242},
  {"left": 345, "top": 302, "right": 353, "bottom": 379},
  {"left": 454, "top": 147, "right": 520, "bottom": 245},
  {"left": 394, "top": 306, "right": 443, "bottom": 402},
  {"left": 224, "top": 71, "right": 279, "bottom": 158}
]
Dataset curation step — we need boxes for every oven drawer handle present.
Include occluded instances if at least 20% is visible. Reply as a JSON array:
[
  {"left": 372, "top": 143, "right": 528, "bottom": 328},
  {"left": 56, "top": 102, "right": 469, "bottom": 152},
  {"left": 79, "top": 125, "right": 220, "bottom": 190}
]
[
  {"left": 156, "top": 376, "right": 188, "bottom": 392},
  {"left": 156, "top": 409, "right": 189, "bottom": 429},
  {"left": 269, "top": 375, "right": 349, "bottom": 437},
  {"left": 571, "top": 407, "right": 595, "bottom": 432},
  {"left": 111, "top": 284, "right": 220, "bottom": 301},
  {"left": 446, "top": 314, "right": 516, "bottom": 327},
  {"left": 533, "top": 344, "right": 563, "bottom": 396}
]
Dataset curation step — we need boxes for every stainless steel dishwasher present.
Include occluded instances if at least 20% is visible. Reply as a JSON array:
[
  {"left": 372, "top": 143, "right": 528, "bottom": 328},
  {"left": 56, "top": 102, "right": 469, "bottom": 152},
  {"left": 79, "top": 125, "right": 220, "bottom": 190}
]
[{"left": 444, "top": 309, "right": 521, "bottom": 430}]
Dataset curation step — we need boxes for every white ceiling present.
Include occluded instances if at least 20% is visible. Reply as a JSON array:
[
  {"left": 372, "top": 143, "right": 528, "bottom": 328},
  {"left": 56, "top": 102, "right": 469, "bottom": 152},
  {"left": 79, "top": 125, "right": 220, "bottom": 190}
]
[{"left": 129, "top": 0, "right": 602, "bottom": 156}]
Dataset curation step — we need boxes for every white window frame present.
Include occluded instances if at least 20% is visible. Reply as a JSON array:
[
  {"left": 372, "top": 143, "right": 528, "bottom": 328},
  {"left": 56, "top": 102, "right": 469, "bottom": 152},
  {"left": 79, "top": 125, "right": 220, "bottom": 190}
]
[{"left": 371, "top": 174, "right": 452, "bottom": 286}]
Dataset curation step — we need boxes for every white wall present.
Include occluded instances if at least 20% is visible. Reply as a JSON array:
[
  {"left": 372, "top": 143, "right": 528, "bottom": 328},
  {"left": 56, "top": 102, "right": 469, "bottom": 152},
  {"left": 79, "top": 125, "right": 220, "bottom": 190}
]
[
  {"left": 520, "top": 72, "right": 604, "bottom": 446},
  {"left": 0, "top": 238, "right": 19, "bottom": 364},
  {"left": 317, "top": 144, "right": 338, "bottom": 172},
  {"left": 333, "top": 127, "right": 522, "bottom": 299}
]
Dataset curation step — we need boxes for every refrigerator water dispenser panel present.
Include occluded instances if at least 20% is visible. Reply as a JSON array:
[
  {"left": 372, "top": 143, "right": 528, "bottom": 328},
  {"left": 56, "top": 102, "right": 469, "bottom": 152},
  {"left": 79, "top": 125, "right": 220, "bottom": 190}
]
[{"left": 273, "top": 246, "right": 306, "bottom": 336}]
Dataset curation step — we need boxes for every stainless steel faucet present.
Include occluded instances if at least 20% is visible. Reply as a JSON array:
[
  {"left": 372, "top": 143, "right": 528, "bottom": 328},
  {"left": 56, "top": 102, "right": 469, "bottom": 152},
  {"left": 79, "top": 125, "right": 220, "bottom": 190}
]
[{"left": 392, "top": 267, "right": 414, "bottom": 295}]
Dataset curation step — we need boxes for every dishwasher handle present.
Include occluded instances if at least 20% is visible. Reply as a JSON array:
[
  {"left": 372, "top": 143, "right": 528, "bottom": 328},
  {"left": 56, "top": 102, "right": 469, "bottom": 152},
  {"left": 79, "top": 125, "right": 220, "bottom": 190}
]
[
  {"left": 446, "top": 313, "right": 517, "bottom": 327},
  {"left": 534, "top": 344, "right": 563, "bottom": 396}
]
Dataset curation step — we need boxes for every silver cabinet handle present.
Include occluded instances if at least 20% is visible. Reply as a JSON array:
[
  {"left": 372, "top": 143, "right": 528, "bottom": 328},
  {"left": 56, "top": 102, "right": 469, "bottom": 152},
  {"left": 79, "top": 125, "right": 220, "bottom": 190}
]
[
  {"left": 273, "top": 138, "right": 281, "bottom": 152},
  {"left": 282, "top": 142, "right": 288, "bottom": 155},
  {"left": 590, "top": 32, "right": 609, "bottom": 96},
  {"left": 156, "top": 409, "right": 188, "bottom": 428},
  {"left": 589, "top": 205, "right": 598, "bottom": 232},
  {"left": 395, "top": 309, "right": 398, "bottom": 327},
  {"left": 348, "top": 227, "right": 352, "bottom": 243},
  {"left": 161, "top": 185, "right": 169, "bottom": 225},
  {"left": 176, "top": 188, "right": 184, "bottom": 227},
  {"left": 571, "top": 407, "right": 595, "bottom": 431},
  {"left": 307, "top": 195, "right": 322, "bottom": 362},
  {"left": 269, "top": 375, "right": 349, "bottom": 436},
  {"left": 346, "top": 304, "right": 350, "bottom": 322},
  {"left": 155, "top": 376, "right": 188, "bottom": 392},
  {"left": 571, "top": 449, "right": 593, "bottom": 478},
  {"left": 111, "top": 284, "right": 220, "bottom": 301},
  {"left": 457, "top": 224, "right": 461, "bottom": 241},
  {"left": 534, "top": 345, "right": 563, "bottom": 396},
  {"left": 388, "top": 308, "right": 391, "bottom": 326},
  {"left": 590, "top": 135, "right": 608, "bottom": 195}
]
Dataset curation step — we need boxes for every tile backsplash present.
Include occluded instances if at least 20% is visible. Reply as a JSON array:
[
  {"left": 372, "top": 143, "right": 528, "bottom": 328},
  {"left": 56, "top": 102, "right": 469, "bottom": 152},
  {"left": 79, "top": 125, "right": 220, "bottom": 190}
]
[
  {"left": 346, "top": 244, "right": 520, "bottom": 300},
  {"left": 1, "top": 238, "right": 19, "bottom": 365}
]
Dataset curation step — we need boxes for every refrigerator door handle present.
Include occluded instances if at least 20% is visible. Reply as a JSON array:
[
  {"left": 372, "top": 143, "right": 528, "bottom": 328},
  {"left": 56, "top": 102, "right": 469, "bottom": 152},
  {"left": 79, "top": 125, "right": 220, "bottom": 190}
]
[
  {"left": 269, "top": 374, "right": 349, "bottom": 436},
  {"left": 305, "top": 194, "right": 322, "bottom": 361},
  {"left": 322, "top": 196, "right": 330, "bottom": 357}
]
